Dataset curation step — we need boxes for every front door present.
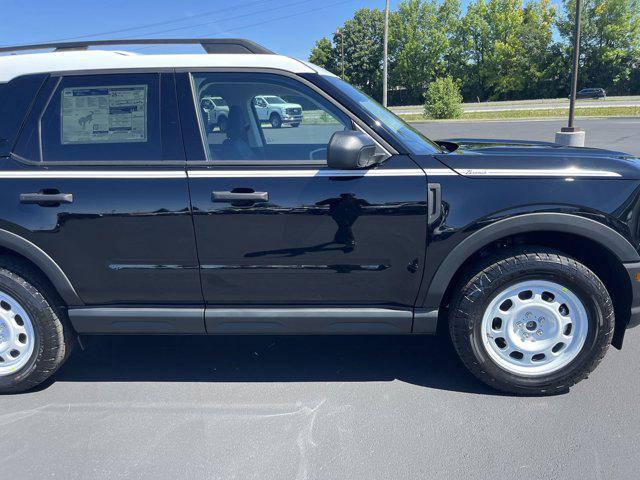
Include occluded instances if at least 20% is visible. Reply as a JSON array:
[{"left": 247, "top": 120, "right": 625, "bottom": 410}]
[{"left": 179, "top": 71, "right": 428, "bottom": 330}]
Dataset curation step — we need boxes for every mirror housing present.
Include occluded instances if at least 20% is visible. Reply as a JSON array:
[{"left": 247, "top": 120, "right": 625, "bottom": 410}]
[{"left": 327, "top": 131, "right": 385, "bottom": 170}]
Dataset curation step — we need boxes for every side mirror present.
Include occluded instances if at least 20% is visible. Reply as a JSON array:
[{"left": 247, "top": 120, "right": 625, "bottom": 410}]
[{"left": 327, "top": 131, "right": 385, "bottom": 170}]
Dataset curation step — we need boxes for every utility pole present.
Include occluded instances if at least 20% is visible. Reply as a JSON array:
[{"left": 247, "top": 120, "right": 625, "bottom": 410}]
[
  {"left": 555, "top": 0, "right": 585, "bottom": 146},
  {"left": 335, "top": 28, "right": 345, "bottom": 80},
  {"left": 383, "top": 0, "right": 389, "bottom": 107}
]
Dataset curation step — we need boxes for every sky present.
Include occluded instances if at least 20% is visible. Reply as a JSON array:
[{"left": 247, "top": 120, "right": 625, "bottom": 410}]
[{"left": 0, "top": 0, "right": 408, "bottom": 59}]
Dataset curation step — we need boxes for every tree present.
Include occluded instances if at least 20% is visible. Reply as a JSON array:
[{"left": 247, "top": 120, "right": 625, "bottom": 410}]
[
  {"left": 309, "top": 37, "right": 337, "bottom": 74},
  {"left": 457, "top": 0, "right": 556, "bottom": 101},
  {"left": 308, "top": 9, "right": 385, "bottom": 99},
  {"left": 519, "top": 0, "right": 557, "bottom": 98},
  {"left": 335, "top": 8, "right": 386, "bottom": 99},
  {"left": 483, "top": 0, "right": 528, "bottom": 99},
  {"left": 558, "top": 0, "right": 640, "bottom": 95},
  {"left": 390, "top": 0, "right": 461, "bottom": 104},
  {"left": 632, "top": 61, "right": 640, "bottom": 94},
  {"left": 456, "top": 0, "right": 491, "bottom": 100},
  {"left": 308, "top": 0, "right": 640, "bottom": 103}
]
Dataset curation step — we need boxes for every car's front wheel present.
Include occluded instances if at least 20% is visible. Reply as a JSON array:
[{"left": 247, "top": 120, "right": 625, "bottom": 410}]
[
  {"left": 270, "top": 113, "right": 282, "bottom": 128},
  {"left": 0, "top": 260, "right": 74, "bottom": 393},
  {"left": 449, "top": 248, "right": 613, "bottom": 395}
]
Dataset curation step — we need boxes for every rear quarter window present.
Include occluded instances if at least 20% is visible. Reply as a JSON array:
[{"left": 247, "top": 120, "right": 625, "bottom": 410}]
[{"left": 0, "top": 74, "right": 47, "bottom": 157}]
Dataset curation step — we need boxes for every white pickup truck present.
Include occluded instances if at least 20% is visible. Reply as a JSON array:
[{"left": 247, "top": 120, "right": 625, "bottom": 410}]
[
  {"left": 200, "top": 96, "right": 230, "bottom": 132},
  {"left": 253, "top": 95, "right": 303, "bottom": 128}
]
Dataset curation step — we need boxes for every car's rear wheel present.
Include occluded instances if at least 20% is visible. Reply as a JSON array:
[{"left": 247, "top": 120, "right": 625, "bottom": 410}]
[
  {"left": 449, "top": 248, "right": 613, "bottom": 395},
  {"left": 0, "top": 262, "right": 74, "bottom": 393},
  {"left": 270, "top": 113, "right": 282, "bottom": 128}
]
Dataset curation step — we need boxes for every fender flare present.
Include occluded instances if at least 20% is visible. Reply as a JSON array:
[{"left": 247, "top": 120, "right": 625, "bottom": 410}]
[
  {"left": 0, "top": 229, "right": 83, "bottom": 306},
  {"left": 422, "top": 212, "right": 639, "bottom": 309}
]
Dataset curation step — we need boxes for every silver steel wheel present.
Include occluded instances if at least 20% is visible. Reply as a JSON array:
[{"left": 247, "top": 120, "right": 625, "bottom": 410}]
[
  {"left": 0, "top": 291, "right": 35, "bottom": 376},
  {"left": 481, "top": 280, "right": 588, "bottom": 376}
]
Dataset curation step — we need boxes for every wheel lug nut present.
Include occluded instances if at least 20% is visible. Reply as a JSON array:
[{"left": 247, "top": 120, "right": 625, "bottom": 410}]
[{"left": 536, "top": 330, "right": 543, "bottom": 336}]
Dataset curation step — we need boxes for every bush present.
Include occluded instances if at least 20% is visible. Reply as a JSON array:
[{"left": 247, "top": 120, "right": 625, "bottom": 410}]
[{"left": 424, "top": 77, "right": 463, "bottom": 119}]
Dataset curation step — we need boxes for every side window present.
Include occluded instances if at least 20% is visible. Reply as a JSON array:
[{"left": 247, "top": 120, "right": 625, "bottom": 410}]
[
  {"left": 191, "top": 72, "right": 354, "bottom": 162},
  {"left": 38, "top": 73, "right": 163, "bottom": 162}
]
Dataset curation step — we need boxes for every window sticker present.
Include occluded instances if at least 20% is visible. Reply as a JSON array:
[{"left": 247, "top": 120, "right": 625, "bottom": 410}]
[{"left": 61, "top": 85, "right": 147, "bottom": 144}]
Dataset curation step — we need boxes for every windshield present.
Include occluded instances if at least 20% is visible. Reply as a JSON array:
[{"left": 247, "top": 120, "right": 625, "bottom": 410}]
[
  {"left": 264, "top": 96, "right": 286, "bottom": 104},
  {"left": 323, "top": 76, "right": 441, "bottom": 155}
]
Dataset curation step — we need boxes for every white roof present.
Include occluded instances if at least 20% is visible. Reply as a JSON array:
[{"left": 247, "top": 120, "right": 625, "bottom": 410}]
[{"left": 0, "top": 50, "right": 319, "bottom": 83}]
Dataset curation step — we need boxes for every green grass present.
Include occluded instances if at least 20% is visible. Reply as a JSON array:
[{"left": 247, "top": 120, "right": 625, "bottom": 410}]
[
  {"left": 302, "top": 110, "right": 342, "bottom": 125},
  {"left": 400, "top": 105, "right": 640, "bottom": 122}
]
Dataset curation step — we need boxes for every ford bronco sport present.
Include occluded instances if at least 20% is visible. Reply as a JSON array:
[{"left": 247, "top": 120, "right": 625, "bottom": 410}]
[{"left": 0, "top": 38, "right": 638, "bottom": 395}]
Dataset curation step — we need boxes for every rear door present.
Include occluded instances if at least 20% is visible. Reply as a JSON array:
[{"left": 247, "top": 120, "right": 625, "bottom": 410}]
[
  {"left": 4, "top": 72, "right": 202, "bottom": 311},
  {"left": 178, "top": 71, "right": 428, "bottom": 332}
]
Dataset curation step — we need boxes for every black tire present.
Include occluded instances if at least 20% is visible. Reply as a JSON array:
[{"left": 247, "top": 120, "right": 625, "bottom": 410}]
[
  {"left": 448, "top": 248, "right": 614, "bottom": 395},
  {"left": 270, "top": 113, "right": 282, "bottom": 128},
  {"left": 217, "top": 115, "right": 228, "bottom": 133},
  {"left": 291, "top": 122, "right": 300, "bottom": 128},
  {"left": 0, "top": 258, "right": 74, "bottom": 393}
]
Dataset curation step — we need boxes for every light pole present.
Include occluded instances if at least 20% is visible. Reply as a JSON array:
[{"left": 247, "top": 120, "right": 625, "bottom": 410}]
[
  {"left": 567, "top": 0, "right": 582, "bottom": 131},
  {"left": 383, "top": 0, "right": 390, "bottom": 107},
  {"left": 556, "top": 0, "right": 585, "bottom": 146}
]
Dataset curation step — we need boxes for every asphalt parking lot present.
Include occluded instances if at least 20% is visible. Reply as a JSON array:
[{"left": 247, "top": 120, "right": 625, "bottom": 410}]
[
  {"left": 413, "top": 117, "right": 640, "bottom": 155},
  {"left": 1, "top": 117, "right": 639, "bottom": 479},
  {"left": 2, "top": 328, "right": 639, "bottom": 479}
]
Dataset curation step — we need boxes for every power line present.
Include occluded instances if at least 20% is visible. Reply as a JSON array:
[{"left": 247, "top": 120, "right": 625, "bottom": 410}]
[
  {"left": 23, "top": 0, "right": 279, "bottom": 44},
  {"left": 200, "top": 0, "right": 356, "bottom": 41},
  {"left": 120, "top": 0, "right": 316, "bottom": 40},
  {"left": 133, "top": 0, "right": 356, "bottom": 52}
]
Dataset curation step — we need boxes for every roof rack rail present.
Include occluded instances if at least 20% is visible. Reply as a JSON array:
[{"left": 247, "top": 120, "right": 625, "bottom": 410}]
[{"left": 0, "top": 38, "right": 274, "bottom": 55}]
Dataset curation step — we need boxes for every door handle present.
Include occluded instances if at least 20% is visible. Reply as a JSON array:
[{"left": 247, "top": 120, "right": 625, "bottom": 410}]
[
  {"left": 20, "top": 192, "right": 74, "bottom": 206},
  {"left": 427, "top": 183, "right": 441, "bottom": 224},
  {"left": 212, "top": 191, "right": 269, "bottom": 203}
]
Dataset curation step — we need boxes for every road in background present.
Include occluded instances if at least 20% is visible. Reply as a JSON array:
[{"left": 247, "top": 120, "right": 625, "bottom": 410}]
[
  {"left": 412, "top": 117, "right": 640, "bottom": 155},
  {"left": 392, "top": 96, "right": 640, "bottom": 114},
  {"left": 1, "top": 328, "right": 639, "bottom": 479}
]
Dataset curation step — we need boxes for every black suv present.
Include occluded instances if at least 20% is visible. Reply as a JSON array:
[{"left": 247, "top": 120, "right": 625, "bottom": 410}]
[
  {"left": 0, "top": 39, "right": 638, "bottom": 395},
  {"left": 575, "top": 88, "right": 606, "bottom": 99}
]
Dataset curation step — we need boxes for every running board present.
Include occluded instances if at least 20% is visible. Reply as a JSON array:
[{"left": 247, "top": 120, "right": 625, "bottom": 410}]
[
  {"left": 205, "top": 308, "right": 411, "bottom": 334},
  {"left": 68, "top": 308, "right": 205, "bottom": 334},
  {"left": 68, "top": 307, "right": 419, "bottom": 334}
]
